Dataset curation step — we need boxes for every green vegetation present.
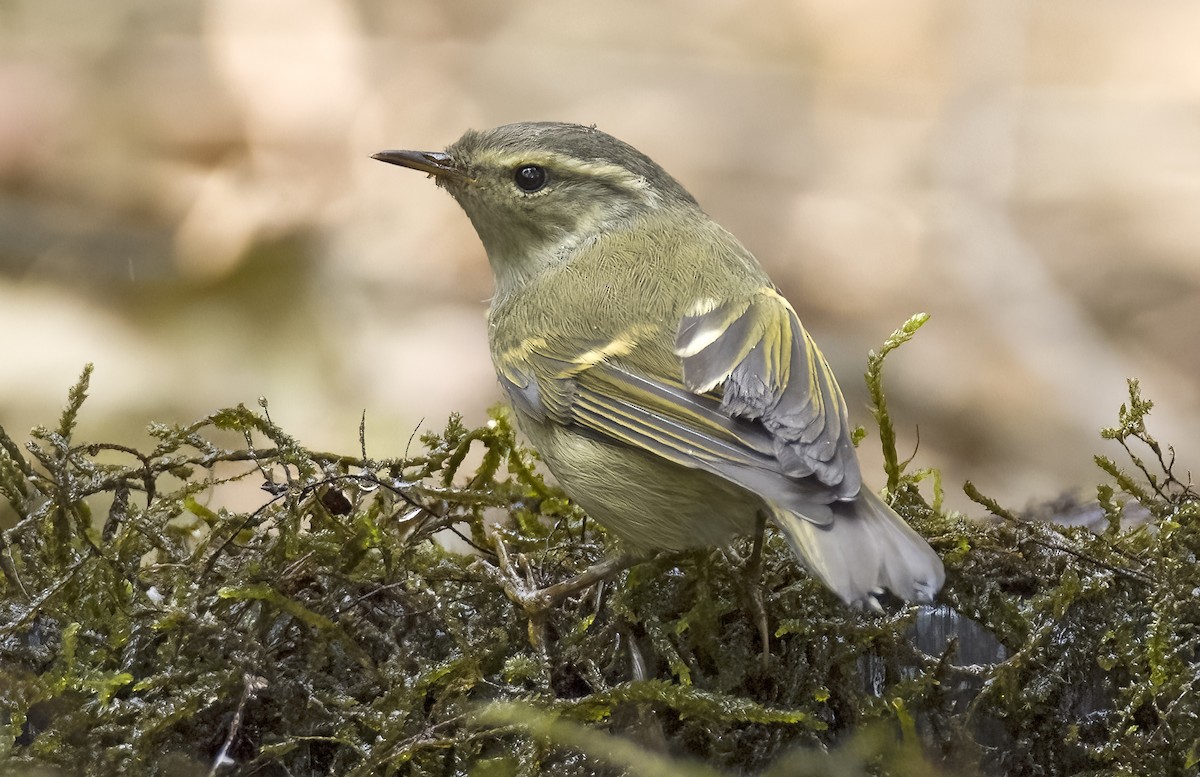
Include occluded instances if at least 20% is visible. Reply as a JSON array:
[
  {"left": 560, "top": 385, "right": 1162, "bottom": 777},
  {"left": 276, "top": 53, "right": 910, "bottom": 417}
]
[{"left": 1, "top": 319, "right": 1197, "bottom": 776}]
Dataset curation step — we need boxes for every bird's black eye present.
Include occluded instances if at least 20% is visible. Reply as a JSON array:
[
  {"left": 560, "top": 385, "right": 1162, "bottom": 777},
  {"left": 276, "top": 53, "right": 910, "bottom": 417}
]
[{"left": 513, "top": 164, "right": 547, "bottom": 193}]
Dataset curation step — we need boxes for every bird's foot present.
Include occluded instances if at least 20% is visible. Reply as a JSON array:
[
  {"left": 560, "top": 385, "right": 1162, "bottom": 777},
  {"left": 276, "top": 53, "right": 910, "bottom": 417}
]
[{"left": 474, "top": 535, "right": 643, "bottom": 649}]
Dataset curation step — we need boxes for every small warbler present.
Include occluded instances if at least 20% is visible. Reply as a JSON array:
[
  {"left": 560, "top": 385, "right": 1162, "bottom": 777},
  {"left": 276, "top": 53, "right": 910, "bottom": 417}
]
[{"left": 374, "top": 122, "right": 944, "bottom": 607}]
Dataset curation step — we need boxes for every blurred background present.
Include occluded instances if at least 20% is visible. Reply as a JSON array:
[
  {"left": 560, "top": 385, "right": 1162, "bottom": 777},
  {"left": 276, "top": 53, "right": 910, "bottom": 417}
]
[{"left": 2, "top": 0, "right": 1198, "bottom": 513}]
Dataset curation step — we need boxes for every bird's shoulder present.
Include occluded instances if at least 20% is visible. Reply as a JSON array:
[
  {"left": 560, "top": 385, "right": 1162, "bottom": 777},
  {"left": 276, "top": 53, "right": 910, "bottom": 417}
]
[{"left": 489, "top": 209, "right": 769, "bottom": 349}]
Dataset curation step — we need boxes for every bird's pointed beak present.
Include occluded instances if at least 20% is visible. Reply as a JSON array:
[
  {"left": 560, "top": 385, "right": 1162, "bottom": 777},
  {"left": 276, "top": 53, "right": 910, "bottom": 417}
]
[{"left": 371, "top": 149, "right": 473, "bottom": 183}]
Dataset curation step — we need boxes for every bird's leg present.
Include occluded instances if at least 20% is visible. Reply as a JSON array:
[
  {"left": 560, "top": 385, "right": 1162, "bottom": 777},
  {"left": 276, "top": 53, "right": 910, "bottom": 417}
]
[
  {"left": 746, "top": 511, "right": 771, "bottom": 668},
  {"left": 748, "top": 509, "right": 766, "bottom": 574}
]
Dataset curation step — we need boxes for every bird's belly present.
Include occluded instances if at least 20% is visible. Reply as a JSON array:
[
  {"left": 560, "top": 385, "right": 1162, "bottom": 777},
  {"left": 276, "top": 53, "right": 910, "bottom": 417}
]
[{"left": 519, "top": 415, "right": 762, "bottom": 551}]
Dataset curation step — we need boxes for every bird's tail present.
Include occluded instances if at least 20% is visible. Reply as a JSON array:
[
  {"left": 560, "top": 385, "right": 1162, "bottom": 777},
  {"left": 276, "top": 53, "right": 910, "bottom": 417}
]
[{"left": 771, "top": 488, "right": 944, "bottom": 608}]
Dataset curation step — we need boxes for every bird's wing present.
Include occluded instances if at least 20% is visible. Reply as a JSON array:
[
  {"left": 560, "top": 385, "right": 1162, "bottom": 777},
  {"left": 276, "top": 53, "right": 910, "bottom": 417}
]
[
  {"left": 674, "top": 287, "right": 861, "bottom": 497},
  {"left": 495, "top": 288, "right": 861, "bottom": 523}
]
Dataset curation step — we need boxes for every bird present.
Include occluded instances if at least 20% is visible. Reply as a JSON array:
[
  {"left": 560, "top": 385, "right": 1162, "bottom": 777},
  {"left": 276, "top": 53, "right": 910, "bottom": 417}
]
[{"left": 373, "top": 121, "right": 944, "bottom": 608}]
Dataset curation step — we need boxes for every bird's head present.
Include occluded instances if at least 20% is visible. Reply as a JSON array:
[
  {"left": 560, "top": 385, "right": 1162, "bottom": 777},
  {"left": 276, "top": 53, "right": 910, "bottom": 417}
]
[{"left": 373, "top": 122, "right": 698, "bottom": 289}]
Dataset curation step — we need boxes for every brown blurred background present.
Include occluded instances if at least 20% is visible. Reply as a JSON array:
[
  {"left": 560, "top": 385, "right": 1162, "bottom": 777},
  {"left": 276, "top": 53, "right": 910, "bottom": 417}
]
[{"left": 2, "top": 0, "right": 1198, "bottom": 513}]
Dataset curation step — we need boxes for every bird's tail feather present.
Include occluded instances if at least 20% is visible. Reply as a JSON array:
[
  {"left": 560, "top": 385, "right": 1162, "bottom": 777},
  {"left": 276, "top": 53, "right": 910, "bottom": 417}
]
[{"left": 772, "top": 489, "right": 944, "bottom": 608}]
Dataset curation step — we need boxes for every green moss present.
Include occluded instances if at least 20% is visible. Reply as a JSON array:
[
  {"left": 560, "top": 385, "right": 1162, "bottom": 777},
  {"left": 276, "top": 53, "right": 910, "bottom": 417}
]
[{"left": 1, "top": 330, "right": 1198, "bottom": 775}]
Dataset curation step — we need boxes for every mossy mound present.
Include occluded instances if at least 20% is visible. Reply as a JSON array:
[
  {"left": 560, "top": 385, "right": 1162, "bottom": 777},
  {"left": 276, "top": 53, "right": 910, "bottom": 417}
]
[{"left": 1, "top": 319, "right": 1197, "bottom": 776}]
